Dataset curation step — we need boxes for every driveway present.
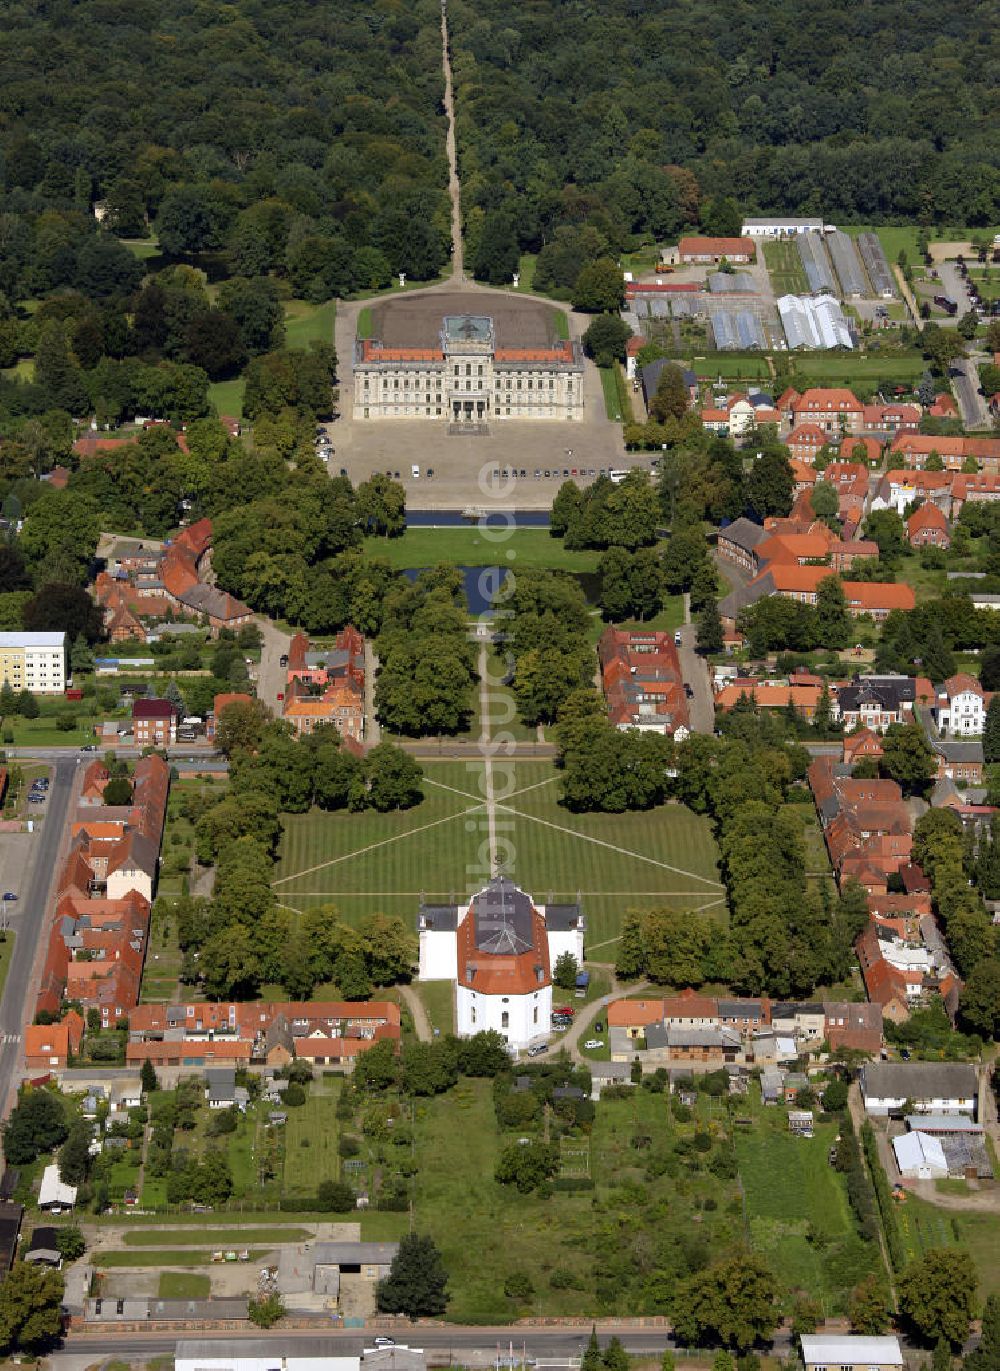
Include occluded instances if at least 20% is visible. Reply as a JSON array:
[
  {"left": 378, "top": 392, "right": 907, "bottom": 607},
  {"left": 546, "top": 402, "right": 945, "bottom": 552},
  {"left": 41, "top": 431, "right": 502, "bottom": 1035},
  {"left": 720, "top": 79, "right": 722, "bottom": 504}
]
[
  {"left": 950, "top": 356, "right": 990, "bottom": 430},
  {"left": 255, "top": 616, "right": 292, "bottom": 714},
  {"left": 533, "top": 972, "right": 650, "bottom": 1064},
  {"left": 676, "top": 617, "right": 713, "bottom": 734}
]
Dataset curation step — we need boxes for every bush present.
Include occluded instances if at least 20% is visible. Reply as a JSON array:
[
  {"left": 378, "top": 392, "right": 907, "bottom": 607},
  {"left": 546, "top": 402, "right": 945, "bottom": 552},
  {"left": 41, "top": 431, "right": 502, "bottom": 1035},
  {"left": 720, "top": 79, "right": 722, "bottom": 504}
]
[
  {"left": 284, "top": 1082, "right": 306, "bottom": 1107},
  {"left": 504, "top": 1271, "right": 534, "bottom": 1299},
  {"left": 317, "top": 1179, "right": 356, "bottom": 1212}
]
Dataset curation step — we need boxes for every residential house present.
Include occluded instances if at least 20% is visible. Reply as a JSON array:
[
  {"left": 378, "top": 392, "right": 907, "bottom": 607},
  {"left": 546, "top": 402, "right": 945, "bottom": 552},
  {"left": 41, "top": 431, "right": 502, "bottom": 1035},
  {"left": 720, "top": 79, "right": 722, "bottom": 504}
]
[
  {"left": 607, "top": 999, "right": 665, "bottom": 1039},
  {"left": 713, "top": 679, "right": 829, "bottom": 719},
  {"left": 598, "top": 627, "right": 689, "bottom": 737},
  {"left": 930, "top": 737, "right": 984, "bottom": 784},
  {"left": 839, "top": 435, "right": 882, "bottom": 464},
  {"left": 837, "top": 676, "right": 916, "bottom": 732},
  {"left": 933, "top": 674, "right": 987, "bottom": 736},
  {"left": 843, "top": 728, "right": 884, "bottom": 766},
  {"left": 906, "top": 502, "right": 950, "bottom": 548},
  {"left": 207, "top": 692, "right": 253, "bottom": 743},
  {"left": 37, "top": 1165, "right": 77, "bottom": 1212},
  {"left": 871, "top": 469, "right": 954, "bottom": 518},
  {"left": 662, "top": 991, "right": 720, "bottom": 1029},
  {"left": 863, "top": 403, "right": 921, "bottom": 435},
  {"left": 640, "top": 360, "right": 699, "bottom": 412},
  {"left": 132, "top": 698, "right": 177, "bottom": 747},
  {"left": 951, "top": 471, "right": 1000, "bottom": 514},
  {"left": 717, "top": 519, "right": 767, "bottom": 574},
  {"left": 24, "top": 1016, "right": 83, "bottom": 1070},
  {"left": 770, "top": 1002, "right": 826, "bottom": 1043},
  {"left": 928, "top": 393, "right": 958, "bottom": 419},
  {"left": 780, "top": 388, "right": 865, "bottom": 437},
  {"left": 786, "top": 424, "right": 830, "bottom": 463},
  {"left": 823, "top": 1001, "right": 883, "bottom": 1055},
  {"left": 860, "top": 1061, "right": 977, "bottom": 1117}
]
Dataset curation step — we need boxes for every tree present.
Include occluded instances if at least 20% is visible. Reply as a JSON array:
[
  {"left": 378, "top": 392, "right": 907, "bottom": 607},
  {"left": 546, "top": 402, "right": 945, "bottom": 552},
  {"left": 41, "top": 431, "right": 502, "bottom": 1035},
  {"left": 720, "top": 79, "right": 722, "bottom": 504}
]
[
  {"left": 495, "top": 1140, "right": 560, "bottom": 1193},
  {"left": 984, "top": 696, "right": 1000, "bottom": 764},
  {"left": 572, "top": 258, "right": 625, "bottom": 313},
  {"left": 102, "top": 775, "right": 133, "bottom": 806},
  {"left": 957, "top": 311, "right": 980, "bottom": 341},
  {"left": 553, "top": 951, "right": 579, "bottom": 990},
  {"left": 863, "top": 509, "right": 907, "bottom": 565},
  {"left": 696, "top": 596, "right": 724, "bottom": 654},
  {"left": 54, "top": 1226, "right": 85, "bottom": 1262},
  {"left": 821, "top": 1077, "right": 848, "bottom": 1111},
  {"left": 357, "top": 474, "right": 406, "bottom": 538},
  {"left": 472, "top": 210, "right": 520, "bottom": 285},
  {"left": 2, "top": 1090, "right": 68, "bottom": 1164},
  {"left": 810, "top": 482, "right": 840, "bottom": 520},
  {"left": 616, "top": 911, "right": 646, "bottom": 979},
  {"left": 23, "top": 582, "right": 104, "bottom": 642},
  {"left": 248, "top": 1293, "right": 286, "bottom": 1328},
  {"left": 898, "top": 1248, "right": 978, "bottom": 1346},
  {"left": 746, "top": 449, "right": 794, "bottom": 520},
  {"left": 957, "top": 958, "right": 1000, "bottom": 1038},
  {"left": 582, "top": 315, "right": 631, "bottom": 368},
  {"left": 671, "top": 1255, "right": 779, "bottom": 1350},
  {"left": 649, "top": 364, "right": 689, "bottom": 422},
  {"left": 58, "top": 1118, "right": 92, "bottom": 1185},
  {"left": 363, "top": 743, "right": 423, "bottom": 811},
  {"left": 849, "top": 1274, "right": 890, "bottom": 1334},
  {"left": 317, "top": 1178, "right": 356, "bottom": 1212},
  {"left": 814, "top": 576, "right": 851, "bottom": 650},
  {"left": 140, "top": 1058, "right": 158, "bottom": 1094},
  {"left": 377, "top": 1233, "right": 449, "bottom": 1317},
  {"left": 214, "top": 697, "right": 270, "bottom": 757},
  {"left": 965, "top": 1294, "right": 1000, "bottom": 1371},
  {"left": 0, "top": 1262, "right": 65, "bottom": 1352},
  {"left": 880, "top": 723, "right": 936, "bottom": 796}
]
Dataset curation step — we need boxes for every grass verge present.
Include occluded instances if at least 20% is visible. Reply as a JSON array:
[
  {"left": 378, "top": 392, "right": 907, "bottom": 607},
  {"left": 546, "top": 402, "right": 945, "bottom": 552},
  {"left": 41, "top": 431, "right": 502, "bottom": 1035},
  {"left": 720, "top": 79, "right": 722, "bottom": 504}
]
[
  {"left": 361, "top": 526, "right": 600, "bottom": 573},
  {"left": 158, "top": 1272, "right": 211, "bottom": 1299}
]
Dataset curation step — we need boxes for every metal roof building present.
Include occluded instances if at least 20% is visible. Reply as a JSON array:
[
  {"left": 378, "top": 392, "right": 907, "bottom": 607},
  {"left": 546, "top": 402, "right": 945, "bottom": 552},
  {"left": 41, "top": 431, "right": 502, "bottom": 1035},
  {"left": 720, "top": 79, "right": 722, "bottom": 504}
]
[
  {"left": 778, "top": 294, "right": 853, "bottom": 350},
  {"left": 857, "top": 232, "right": 896, "bottom": 297},
  {"left": 826, "top": 231, "right": 868, "bottom": 297},
  {"left": 797, "top": 232, "right": 838, "bottom": 293}
]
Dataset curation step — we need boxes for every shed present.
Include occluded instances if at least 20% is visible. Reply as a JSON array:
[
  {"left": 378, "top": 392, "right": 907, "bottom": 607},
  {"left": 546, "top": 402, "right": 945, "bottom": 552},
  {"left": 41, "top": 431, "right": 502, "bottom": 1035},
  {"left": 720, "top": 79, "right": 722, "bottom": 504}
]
[
  {"left": 37, "top": 1165, "right": 76, "bottom": 1212},
  {"left": 789, "top": 1110, "right": 814, "bottom": 1137},
  {"left": 24, "top": 1226, "right": 62, "bottom": 1267}
]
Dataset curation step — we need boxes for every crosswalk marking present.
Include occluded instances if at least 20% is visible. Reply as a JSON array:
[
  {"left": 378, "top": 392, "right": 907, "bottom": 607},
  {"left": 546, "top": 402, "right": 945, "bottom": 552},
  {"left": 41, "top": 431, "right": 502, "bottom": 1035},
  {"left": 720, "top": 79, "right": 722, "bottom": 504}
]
[{"left": 0, "top": 1033, "right": 21, "bottom": 1045}]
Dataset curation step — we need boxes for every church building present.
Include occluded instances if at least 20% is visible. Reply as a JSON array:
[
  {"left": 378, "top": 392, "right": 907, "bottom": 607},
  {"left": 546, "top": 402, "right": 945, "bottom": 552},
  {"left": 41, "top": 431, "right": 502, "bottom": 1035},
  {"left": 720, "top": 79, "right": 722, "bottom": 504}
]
[{"left": 418, "top": 877, "right": 586, "bottom": 1050}]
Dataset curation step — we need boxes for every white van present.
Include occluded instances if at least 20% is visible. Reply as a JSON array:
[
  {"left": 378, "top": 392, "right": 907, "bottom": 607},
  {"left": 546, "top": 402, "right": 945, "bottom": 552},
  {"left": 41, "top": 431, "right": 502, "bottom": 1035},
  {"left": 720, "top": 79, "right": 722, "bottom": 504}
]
[{"left": 411, "top": 464, "right": 420, "bottom": 478}]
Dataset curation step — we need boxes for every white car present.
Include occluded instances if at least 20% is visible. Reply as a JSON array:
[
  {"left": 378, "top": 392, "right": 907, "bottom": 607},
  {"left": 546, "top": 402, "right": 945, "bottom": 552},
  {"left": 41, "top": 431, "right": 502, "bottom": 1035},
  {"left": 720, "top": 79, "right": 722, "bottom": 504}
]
[{"left": 583, "top": 1039, "right": 604, "bottom": 1050}]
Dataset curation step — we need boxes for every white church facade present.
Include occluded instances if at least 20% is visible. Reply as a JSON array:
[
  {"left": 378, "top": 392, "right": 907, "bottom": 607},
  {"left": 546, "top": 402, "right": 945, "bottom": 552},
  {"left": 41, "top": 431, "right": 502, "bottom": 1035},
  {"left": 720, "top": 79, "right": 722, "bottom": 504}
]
[{"left": 418, "top": 878, "right": 586, "bottom": 1051}]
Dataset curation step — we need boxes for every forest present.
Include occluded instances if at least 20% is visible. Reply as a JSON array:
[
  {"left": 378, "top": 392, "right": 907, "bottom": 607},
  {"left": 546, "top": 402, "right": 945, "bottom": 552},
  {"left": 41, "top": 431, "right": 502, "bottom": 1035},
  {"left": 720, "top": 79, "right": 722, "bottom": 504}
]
[{"left": 453, "top": 0, "right": 1000, "bottom": 285}]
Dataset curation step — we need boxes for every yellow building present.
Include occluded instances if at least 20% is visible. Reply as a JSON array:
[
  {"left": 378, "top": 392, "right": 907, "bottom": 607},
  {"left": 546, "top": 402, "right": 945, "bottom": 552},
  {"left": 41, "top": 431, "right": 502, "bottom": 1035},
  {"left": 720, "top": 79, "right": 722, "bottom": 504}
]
[{"left": 0, "top": 632, "right": 67, "bottom": 694}]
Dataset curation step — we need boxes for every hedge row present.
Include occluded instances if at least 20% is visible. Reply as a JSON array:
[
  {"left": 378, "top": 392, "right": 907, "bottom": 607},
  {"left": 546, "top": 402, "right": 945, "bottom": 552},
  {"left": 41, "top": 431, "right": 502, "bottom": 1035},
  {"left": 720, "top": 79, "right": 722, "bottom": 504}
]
[{"left": 861, "top": 1121, "right": 906, "bottom": 1272}]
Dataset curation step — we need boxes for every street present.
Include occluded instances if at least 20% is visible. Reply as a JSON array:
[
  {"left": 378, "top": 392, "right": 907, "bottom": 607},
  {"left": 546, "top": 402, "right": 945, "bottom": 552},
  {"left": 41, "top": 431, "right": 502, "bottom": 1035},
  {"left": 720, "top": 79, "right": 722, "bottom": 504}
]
[
  {"left": 949, "top": 356, "right": 990, "bottom": 431},
  {"left": 675, "top": 621, "right": 713, "bottom": 733},
  {"left": 255, "top": 615, "right": 293, "bottom": 714},
  {"left": 0, "top": 757, "right": 77, "bottom": 1121},
  {"left": 55, "top": 1323, "right": 796, "bottom": 1363}
]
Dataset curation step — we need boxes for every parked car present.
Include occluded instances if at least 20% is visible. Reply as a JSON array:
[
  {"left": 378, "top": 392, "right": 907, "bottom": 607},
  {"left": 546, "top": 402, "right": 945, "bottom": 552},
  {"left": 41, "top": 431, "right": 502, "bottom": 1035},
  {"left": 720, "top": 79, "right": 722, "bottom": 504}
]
[
  {"left": 527, "top": 1043, "right": 547, "bottom": 1057},
  {"left": 2, "top": 893, "right": 16, "bottom": 902},
  {"left": 374, "top": 1339, "right": 396, "bottom": 1350},
  {"left": 583, "top": 1039, "right": 604, "bottom": 1050}
]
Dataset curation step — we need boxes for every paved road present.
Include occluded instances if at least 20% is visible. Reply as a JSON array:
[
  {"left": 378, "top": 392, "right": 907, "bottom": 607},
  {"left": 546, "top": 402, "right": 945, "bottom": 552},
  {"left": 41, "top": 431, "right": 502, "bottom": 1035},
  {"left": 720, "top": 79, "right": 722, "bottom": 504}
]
[
  {"left": 57, "top": 1325, "right": 797, "bottom": 1361},
  {"left": 675, "top": 622, "right": 713, "bottom": 733},
  {"left": 950, "top": 355, "right": 990, "bottom": 430},
  {"left": 0, "top": 758, "right": 77, "bottom": 1124},
  {"left": 255, "top": 615, "right": 293, "bottom": 714}
]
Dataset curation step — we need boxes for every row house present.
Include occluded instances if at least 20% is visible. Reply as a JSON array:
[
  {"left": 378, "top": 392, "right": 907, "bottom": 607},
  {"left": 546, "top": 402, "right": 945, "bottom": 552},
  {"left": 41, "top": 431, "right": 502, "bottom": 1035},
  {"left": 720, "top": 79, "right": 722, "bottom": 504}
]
[
  {"left": 890, "top": 432, "right": 1000, "bottom": 474},
  {"left": 950, "top": 471, "right": 1000, "bottom": 515},
  {"left": 862, "top": 402, "right": 921, "bottom": 435},
  {"left": 31, "top": 755, "right": 169, "bottom": 1027},
  {"left": 598, "top": 626, "right": 689, "bottom": 737},
  {"left": 778, "top": 387, "right": 865, "bottom": 437},
  {"left": 286, "top": 627, "right": 365, "bottom": 691},
  {"left": 840, "top": 435, "right": 883, "bottom": 465},
  {"left": 808, "top": 756, "right": 913, "bottom": 891},
  {"left": 721, "top": 565, "right": 914, "bottom": 625}
]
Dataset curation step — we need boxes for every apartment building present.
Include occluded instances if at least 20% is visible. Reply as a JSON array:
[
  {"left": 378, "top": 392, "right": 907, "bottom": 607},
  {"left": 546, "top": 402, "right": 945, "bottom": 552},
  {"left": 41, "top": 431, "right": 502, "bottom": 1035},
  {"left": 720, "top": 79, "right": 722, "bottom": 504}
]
[{"left": 0, "top": 632, "right": 66, "bottom": 694}]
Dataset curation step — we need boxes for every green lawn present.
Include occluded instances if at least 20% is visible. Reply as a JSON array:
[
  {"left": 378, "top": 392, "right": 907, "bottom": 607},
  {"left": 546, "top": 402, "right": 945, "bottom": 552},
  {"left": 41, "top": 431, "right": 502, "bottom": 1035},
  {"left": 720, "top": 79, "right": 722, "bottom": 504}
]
[
  {"left": 598, "top": 367, "right": 622, "bottom": 421},
  {"left": 282, "top": 1081, "right": 344, "bottom": 1195},
  {"left": 789, "top": 353, "right": 926, "bottom": 384},
  {"left": 284, "top": 298, "right": 336, "bottom": 350},
  {"left": 158, "top": 1272, "right": 211, "bottom": 1299},
  {"left": 617, "top": 595, "right": 685, "bottom": 638},
  {"left": 357, "top": 306, "right": 374, "bottom": 339},
  {"left": 274, "top": 759, "right": 724, "bottom": 952},
  {"left": 362, "top": 526, "right": 601, "bottom": 573},
  {"left": 0, "top": 934, "right": 14, "bottom": 1006},
  {"left": 736, "top": 1101, "right": 879, "bottom": 1314},
  {"left": 124, "top": 1226, "right": 310, "bottom": 1246},
  {"left": 2, "top": 716, "right": 99, "bottom": 747},
  {"left": 207, "top": 377, "right": 246, "bottom": 420},
  {"left": 120, "top": 236, "right": 164, "bottom": 264},
  {"left": 514, "top": 253, "right": 537, "bottom": 293},
  {"left": 553, "top": 309, "right": 570, "bottom": 341},
  {"left": 688, "top": 354, "right": 771, "bottom": 381},
  {"left": 764, "top": 240, "right": 809, "bottom": 295},
  {"left": 843, "top": 225, "right": 924, "bottom": 266},
  {"left": 96, "top": 1249, "right": 261, "bottom": 1267},
  {"left": 412, "top": 980, "right": 455, "bottom": 1035}
]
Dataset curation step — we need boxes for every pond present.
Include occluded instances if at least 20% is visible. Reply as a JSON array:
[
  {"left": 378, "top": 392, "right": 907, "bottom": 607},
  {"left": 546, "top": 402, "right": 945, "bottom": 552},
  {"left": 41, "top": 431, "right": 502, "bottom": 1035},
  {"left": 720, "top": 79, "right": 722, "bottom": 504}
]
[{"left": 405, "top": 509, "right": 550, "bottom": 528}]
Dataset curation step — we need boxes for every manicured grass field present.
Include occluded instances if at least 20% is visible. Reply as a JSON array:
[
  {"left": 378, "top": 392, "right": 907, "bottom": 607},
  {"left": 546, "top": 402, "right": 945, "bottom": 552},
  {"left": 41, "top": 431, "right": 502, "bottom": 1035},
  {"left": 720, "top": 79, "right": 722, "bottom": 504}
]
[
  {"left": 284, "top": 298, "right": 337, "bottom": 350},
  {"left": 361, "top": 526, "right": 600, "bottom": 573},
  {"left": 736, "top": 1100, "right": 879, "bottom": 1313},
  {"left": 599, "top": 366, "right": 622, "bottom": 421},
  {"left": 763, "top": 239, "right": 809, "bottom": 295},
  {"left": 207, "top": 377, "right": 246, "bottom": 420},
  {"left": 158, "top": 1272, "right": 211, "bottom": 1299},
  {"left": 273, "top": 759, "right": 724, "bottom": 953},
  {"left": 124, "top": 1227, "right": 310, "bottom": 1247},
  {"left": 553, "top": 309, "right": 570, "bottom": 341},
  {"left": 688, "top": 354, "right": 771, "bottom": 381},
  {"left": 357, "top": 307, "right": 374, "bottom": 339},
  {"left": 789, "top": 352, "right": 927, "bottom": 383}
]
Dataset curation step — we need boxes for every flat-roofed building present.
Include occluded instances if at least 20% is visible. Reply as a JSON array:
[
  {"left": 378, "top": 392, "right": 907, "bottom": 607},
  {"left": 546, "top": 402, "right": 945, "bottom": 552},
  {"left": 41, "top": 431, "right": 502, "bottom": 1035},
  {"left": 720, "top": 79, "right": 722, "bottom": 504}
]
[
  {"left": 800, "top": 1335, "right": 903, "bottom": 1371},
  {"left": 0, "top": 632, "right": 66, "bottom": 693}
]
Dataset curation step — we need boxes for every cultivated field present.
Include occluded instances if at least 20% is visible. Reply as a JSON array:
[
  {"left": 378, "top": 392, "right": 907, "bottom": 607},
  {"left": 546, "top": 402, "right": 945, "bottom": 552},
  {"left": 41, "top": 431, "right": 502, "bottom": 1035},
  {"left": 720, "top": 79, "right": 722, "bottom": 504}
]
[
  {"left": 272, "top": 759, "right": 724, "bottom": 954},
  {"left": 763, "top": 240, "right": 809, "bottom": 295}
]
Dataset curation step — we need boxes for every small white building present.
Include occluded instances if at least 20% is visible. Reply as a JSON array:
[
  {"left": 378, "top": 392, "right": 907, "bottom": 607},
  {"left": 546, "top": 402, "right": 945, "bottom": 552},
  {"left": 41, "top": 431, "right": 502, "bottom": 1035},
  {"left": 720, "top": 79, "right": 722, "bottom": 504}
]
[
  {"left": 893, "top": 1131, "right": 949, "bottom": 1179},
  {"left": 176, "top": 1343, "right": 361, "bottom": 1371},
  {"left": 743, "top": 217, "right": 826, "bottom": 238},
  {"left": 418, "top": 877, "right": 585, "bottom": 1051},
  {"left": 933, "top": 673, "right": 987, "bottom": 736},
  {"left": 800, "top": 1335, "right": 903, "bottom": 1371},
  {"left": 38, "top": 1164, "right": 77, "bottom": 1212}
]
